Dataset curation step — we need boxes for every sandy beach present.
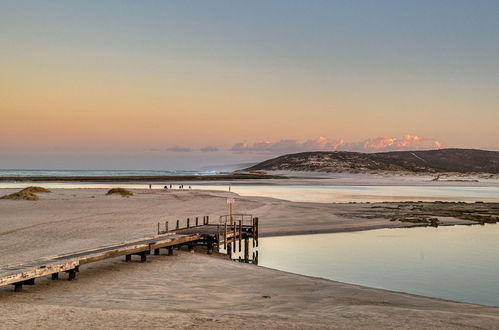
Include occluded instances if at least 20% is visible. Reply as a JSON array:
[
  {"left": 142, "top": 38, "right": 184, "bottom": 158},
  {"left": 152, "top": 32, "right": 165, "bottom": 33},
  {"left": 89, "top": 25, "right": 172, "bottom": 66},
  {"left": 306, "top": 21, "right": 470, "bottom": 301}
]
[{"left": 1, "top": 185, "right": 499, "bottom": 329}]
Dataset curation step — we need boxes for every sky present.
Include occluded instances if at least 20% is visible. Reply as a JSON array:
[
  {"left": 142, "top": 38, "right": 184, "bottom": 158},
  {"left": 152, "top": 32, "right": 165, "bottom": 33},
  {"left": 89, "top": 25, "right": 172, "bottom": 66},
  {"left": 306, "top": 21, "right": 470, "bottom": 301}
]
[{"left": 1, "top": 1, "right": 498, "bottom": 170}]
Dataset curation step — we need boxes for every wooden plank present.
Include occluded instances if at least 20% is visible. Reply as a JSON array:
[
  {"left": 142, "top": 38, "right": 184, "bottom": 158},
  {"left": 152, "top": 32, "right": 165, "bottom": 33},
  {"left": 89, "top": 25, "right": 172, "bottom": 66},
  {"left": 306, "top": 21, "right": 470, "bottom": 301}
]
[{"left": 0, "top": 260, "right": 79, "bottom": 286}]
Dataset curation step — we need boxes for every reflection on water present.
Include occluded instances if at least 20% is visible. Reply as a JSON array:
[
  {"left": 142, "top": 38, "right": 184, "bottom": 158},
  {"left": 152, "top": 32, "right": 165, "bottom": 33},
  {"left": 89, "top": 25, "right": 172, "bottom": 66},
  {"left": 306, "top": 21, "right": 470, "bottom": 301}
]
[
  {"left": 194, "top": 185, "right": 499, "bottom": 203},
  {"left": 259, "top": 225, "right": 499, "bottom": 306},
  {"left": 1, "top": 182, "right": 497, "bottom": 203}
]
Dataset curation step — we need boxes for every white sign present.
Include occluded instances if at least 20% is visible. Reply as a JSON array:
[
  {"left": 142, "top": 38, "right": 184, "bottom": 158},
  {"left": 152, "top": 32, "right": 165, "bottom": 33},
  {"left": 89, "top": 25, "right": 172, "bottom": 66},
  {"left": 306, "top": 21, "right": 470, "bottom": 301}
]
[{"left": 227, "top": 198, "right": 235, "bottom": 204}]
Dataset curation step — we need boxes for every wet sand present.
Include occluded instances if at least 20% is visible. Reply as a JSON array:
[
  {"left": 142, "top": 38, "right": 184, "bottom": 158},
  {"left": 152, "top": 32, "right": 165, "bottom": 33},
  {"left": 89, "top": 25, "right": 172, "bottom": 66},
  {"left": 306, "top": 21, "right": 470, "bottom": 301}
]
[{"left": 1, "top": 187, "right": 499, "bottom": 328}]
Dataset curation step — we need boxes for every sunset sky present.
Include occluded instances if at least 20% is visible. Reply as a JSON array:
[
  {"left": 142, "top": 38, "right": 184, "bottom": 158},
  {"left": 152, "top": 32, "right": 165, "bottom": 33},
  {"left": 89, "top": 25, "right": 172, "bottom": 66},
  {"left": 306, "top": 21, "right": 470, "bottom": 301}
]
[{"left": 1, "top": 1, "right": 498, "bottom": 169}]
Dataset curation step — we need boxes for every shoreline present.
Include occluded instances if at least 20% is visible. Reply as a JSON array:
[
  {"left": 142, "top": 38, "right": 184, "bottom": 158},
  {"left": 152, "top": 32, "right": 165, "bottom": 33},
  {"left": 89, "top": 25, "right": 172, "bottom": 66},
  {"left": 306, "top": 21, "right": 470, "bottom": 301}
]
[
  {"left": 2, "top": 250, "right": 499, "bottom": 329},
  {"left": 1, "top": 187, "right": 499, "bottom": 328},
  {"left": 0, "top": 173, "right": 286, "bottom": 182}
]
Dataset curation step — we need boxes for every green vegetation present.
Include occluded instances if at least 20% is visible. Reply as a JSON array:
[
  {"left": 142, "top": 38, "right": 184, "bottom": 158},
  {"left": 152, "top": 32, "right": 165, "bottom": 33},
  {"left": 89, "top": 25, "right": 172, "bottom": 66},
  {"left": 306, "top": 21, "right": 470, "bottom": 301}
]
[
  {"left": 0, "top": 186, "right": 52, "bottom": 200},
  {"left": 106, "top": 188, "right": 134, "bottom": 197},
  {"left": 1, "top": 190, "right": 39, "bottom": 200},
  {"left": 21, "top": 186, "right": 52, "bottom": 193}
]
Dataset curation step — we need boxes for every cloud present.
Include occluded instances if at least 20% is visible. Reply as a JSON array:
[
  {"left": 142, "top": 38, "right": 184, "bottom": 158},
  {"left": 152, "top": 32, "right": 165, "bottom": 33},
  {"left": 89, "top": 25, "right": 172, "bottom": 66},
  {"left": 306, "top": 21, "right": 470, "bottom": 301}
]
[
  {"left": 166, "top": 146, "right": 193, "bottom": 152},
  {"left": 200, "top": 146, "right": 219, "bottom": 152},
  {"left": 230, "top": 135, "right": 443, "bottom": 154},
  {"left": 341, "top": 135, "right": 444, "bottom": 152}
]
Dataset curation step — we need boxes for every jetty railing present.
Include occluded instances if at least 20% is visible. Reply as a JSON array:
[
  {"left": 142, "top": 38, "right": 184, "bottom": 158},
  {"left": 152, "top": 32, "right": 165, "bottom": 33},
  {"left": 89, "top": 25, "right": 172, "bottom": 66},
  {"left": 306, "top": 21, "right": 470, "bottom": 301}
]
[{"left": 1, "top": 214, "right": 259, "bottom": 292}]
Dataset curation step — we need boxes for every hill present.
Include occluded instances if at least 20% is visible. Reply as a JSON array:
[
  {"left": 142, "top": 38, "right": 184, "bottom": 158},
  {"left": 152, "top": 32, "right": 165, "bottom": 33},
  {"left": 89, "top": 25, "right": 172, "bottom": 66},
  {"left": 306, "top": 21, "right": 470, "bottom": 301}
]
[{"left": 244, "top": 149, "right": 499, "bottom": 174}]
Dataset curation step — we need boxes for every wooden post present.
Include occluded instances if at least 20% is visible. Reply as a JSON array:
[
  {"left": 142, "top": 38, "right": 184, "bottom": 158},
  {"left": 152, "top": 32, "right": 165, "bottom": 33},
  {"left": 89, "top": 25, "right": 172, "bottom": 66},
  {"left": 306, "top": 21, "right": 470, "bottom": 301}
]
[
  {"left": 157, "top": 222, "right": 160, "bottom": 234},
  {"left": 140, "top": 252, "right": 147, "bottom": 263},
  {"left": 51, "top": 273, "right": 59, "bottom": 280},
  {"left": 255, "top": 217, "right": 259, "bottom": 247},
  {"left": 255, "top": 250, "right": 259, "bottom": 265},
  {"left": 188, "top": 243, "right": 194, "bottom": 253},
  {"left": 227, "top": 242, "right": 232, "bottom": 259},
  {"left": 233, "top": 222, "right": 236, "bottom": 253},
  {"left": 187, "top": 218, "right": 190, "bottom": 228},
  {"left": 238, "top": 220, "right": 242, "bottom": 252},
  {"left": 68, "top": 269, "right": 76, "bottom": 281},
  {"left": 195, "top": 217, "right": 198, "bottom": 226},
  {"left": 167, "top": 247, "right": 174, "bottom": 256},
  {"left": 165, "top": 221, "right": 168, "bottom": 232},
  {"left": 14, "top": 283, "right": 22, "bottom": 292},
  {"left": 244, "top": 237, "right": 249, "bottom": 263},
  {"left": 224, "top": 223, "right": 227, "bottom": 250},
  {"left": 176, "top": 220, "right": 180, "bottom": 230},
  {"left": 206, "top": 215, "right": 209, "bottom": 224},
  {"left": 252, "top": 218, "right": 256, "bottom": 247},
  {"left": 207, "top": 241, "right": 213, "bottom": 254},
  {"left": 154, "top": 248, "right": 160, "bottom": 255},
  {"left": 217, "top": 224, "right": 221, "bottom": 252},
  {"left": 125, "top": 254, "right": 132, "bottom": 262}
]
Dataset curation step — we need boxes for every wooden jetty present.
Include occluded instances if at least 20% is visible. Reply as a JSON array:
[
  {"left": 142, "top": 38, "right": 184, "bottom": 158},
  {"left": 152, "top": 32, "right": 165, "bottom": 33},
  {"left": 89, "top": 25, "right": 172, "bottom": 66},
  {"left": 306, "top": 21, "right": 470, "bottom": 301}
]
[{"left": 0, "top": 215, "right": 259, "bottom": 292}]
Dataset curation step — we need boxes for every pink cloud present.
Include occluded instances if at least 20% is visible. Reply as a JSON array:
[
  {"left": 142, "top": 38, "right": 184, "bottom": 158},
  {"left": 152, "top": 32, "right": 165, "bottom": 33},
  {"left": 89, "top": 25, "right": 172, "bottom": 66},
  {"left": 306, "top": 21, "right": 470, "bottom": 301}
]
[{"left": 230, "top": 134, "right": 444, "bottom": 154}]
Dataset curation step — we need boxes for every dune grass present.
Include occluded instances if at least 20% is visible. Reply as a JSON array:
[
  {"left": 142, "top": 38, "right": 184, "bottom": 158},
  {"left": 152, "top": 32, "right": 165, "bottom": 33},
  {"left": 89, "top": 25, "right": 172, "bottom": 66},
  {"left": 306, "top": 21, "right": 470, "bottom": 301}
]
[
  {"left": 1, "top": 190, "right": 40, "bottom": 200},
  {"left": 21, "top": 186, "right": 52, "bottom": 193},
  {"left": 0, "top": 186, "right": 52, "bottom": 201},
  {"left": 106, "top": 188, "right": 134, "bottom": 197}
]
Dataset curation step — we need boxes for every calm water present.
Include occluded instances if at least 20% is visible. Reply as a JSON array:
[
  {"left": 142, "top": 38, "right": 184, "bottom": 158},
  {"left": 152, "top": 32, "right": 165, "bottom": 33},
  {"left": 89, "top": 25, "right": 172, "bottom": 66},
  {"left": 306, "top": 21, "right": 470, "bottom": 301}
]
[
  {"left": 194, "top": 184, "right": 499, "bottom": 203},
  {"left": 1, "top": 182, "right": 498, "bottom": 203},
  {"left": 258, "top": 225, "right": 499, "bottom": 306},
  {"left": 0, "top": 169, "right": 218, "bottom": 177}
]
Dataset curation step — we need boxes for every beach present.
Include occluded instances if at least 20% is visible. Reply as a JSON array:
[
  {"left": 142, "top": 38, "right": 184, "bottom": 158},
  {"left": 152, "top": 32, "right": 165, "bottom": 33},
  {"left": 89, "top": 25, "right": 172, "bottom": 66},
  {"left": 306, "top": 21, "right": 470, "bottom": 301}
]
[{"left": 1, "top": 184, "right": 499, "bottom": 329}]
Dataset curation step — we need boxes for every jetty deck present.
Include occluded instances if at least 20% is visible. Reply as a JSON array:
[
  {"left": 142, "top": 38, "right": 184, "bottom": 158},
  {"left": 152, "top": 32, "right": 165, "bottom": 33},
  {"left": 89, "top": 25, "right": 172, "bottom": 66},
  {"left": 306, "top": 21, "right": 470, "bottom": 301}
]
[{"left": 0, "top": 215, "right": 258, "bottom": 292}]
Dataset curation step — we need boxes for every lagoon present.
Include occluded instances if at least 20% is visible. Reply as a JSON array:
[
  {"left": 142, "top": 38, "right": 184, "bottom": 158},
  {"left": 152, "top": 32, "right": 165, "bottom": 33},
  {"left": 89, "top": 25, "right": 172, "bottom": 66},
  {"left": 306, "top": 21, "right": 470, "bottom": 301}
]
[{"left": 258, "top": 225, "right": 499, "bottom": 306}]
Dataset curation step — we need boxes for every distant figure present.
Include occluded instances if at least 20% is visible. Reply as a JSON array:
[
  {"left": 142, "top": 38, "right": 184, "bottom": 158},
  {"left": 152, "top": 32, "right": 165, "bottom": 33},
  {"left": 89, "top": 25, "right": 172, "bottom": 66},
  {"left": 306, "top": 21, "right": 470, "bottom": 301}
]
[
  {"left": 149, "top": 184, "right": 152, "bottom": 189},
  {"left": 229, "top": 185, "right": 231, "bottom": 192},
  {"left": 163, "top": 185, "right": 168, "bottom": 190},
  {"left": 169, "top": 184, "right": 172, "bottom": 189},
  {"left": 189, "top": 185, "right": 192, "bottom": 189}
]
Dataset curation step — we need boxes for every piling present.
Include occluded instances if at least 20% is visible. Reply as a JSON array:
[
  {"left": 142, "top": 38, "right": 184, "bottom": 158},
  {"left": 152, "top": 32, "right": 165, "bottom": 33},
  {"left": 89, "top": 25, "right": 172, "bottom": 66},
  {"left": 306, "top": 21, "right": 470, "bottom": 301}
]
[
  {"left": 216, "top": 224, "right": 221, "bottom": 252},
  {"left": 224, "top": 223, "right": 227, "bottom": 249},
  {"left": 255, "top": 217, "right": 259, "bottom": 247},
  {"left": 238, "top": 220, "right": 242, "bottom": 252},
  {"left": 233, "top": 223, "right": 237, "bottom": 253},
  {"left": 244, "top": 237, "right": 249, "bottom": 263}
]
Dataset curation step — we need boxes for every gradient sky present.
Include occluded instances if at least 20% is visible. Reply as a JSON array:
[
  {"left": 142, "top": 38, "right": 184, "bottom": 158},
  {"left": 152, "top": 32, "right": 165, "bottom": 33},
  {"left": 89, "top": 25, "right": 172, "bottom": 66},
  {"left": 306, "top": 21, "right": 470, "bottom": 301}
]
[{"left": 1, "top": 1, "right": 498, "bottom": 169}]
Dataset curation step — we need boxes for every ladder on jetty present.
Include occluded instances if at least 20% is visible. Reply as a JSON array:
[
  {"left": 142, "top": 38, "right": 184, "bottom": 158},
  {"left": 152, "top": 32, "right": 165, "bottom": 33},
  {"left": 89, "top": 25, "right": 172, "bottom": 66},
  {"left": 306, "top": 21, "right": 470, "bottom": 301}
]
[{"left": 0, "top": 215, "right": 259, "bottom": 292}]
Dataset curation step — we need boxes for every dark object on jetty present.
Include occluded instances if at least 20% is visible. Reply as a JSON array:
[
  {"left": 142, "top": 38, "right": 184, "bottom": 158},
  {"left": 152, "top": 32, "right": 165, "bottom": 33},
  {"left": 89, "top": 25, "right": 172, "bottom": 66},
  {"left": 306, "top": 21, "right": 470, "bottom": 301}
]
[{"left": 1, "top": 214, "right": 259, "bottom": 292}]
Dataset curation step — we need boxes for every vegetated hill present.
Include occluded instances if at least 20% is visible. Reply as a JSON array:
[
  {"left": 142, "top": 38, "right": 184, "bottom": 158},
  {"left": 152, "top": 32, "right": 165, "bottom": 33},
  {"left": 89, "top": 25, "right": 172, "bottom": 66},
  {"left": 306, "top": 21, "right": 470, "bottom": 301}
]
[{"left": 245, "top": 149, "right": 499, "bottom": 174}]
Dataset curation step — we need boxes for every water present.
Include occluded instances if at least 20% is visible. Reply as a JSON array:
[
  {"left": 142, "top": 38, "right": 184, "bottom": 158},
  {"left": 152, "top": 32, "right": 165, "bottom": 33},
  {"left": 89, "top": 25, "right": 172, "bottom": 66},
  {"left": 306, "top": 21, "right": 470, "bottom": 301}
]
[
  {"left": 258, "top": 225, "right": 499, "bottom": 306},
  {"left": 0, "top": 169, "right": 218, "bottom": 177},
  {"left": 193, "top": 185, "right": 499, "bottom": 203},
  {"left": 0, "top": 182, "right": 498, "bottom": 203}
]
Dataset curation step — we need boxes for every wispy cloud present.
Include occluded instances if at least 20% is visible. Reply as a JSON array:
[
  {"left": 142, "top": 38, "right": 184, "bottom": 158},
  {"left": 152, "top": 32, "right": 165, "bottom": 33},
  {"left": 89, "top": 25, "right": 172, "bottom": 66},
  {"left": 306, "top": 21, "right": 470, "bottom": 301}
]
[
  {"left": 230, "top": 135, "right": 443, "bottom": 154},
  {"left": 200, "top": 146, "right": 219, "bottom": 152},
  {"left": 166, "top": 146, "right": 193, "bottom": 152}
]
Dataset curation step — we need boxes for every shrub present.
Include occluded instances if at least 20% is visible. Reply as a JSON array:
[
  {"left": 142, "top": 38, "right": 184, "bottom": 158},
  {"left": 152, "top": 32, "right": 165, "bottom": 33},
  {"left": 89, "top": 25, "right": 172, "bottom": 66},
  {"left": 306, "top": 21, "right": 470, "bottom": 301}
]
[
  {"left": 21, "top": 186, "right": 51, "bottom": 193},
  {"left": 0, "top": 190, "right": 39, "bottom": 200},
  {"left": 106, "top": 188, "right": 134, "bottom": 197}
]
